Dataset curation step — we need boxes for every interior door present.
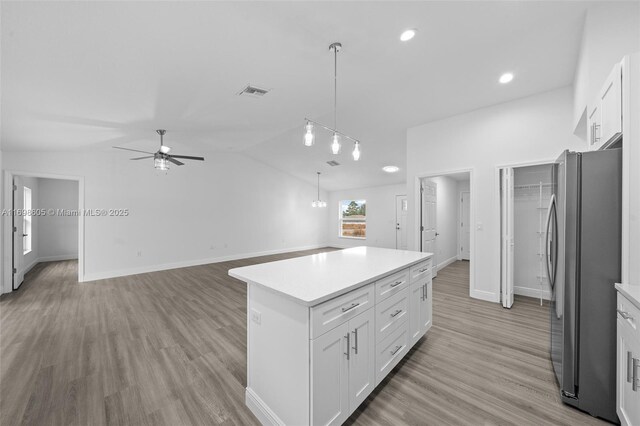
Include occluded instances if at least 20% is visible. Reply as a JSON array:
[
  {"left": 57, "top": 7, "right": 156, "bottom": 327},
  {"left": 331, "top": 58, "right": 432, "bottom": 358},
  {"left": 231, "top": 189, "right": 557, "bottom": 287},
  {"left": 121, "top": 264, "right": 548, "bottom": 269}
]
[
  {"left": 12, "top": 176, "right": 25, "bottom": 290},
  {"left": 311, "top": 322, "right": 350, "bottom": 426},
  {"left": 421, "top": 180, "right": 437, "bottom": 277},
  {"left": 348, "top": 308, "right": 374, "bottom": 412},
  {"left": 395, "top": 195, "right": 408, "bottom": 250},
  {"left": 500, "top": 168, "right": 515, "bottom": 309},
  {"left": 460, "top": 191, "right": 470, "bottom": 260}
]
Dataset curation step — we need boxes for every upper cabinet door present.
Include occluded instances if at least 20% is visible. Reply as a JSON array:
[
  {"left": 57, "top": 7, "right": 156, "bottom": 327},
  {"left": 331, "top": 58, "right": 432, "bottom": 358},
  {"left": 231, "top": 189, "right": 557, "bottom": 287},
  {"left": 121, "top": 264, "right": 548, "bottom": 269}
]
[
  {"left": 348, "top": 308, "right": 375, "bottom": 413},
  {"left": 600, "top": 62, "right": 623, "bottom": 147},
  {"left": 311, "top": 322, "right": 350, "bottom": 426}
]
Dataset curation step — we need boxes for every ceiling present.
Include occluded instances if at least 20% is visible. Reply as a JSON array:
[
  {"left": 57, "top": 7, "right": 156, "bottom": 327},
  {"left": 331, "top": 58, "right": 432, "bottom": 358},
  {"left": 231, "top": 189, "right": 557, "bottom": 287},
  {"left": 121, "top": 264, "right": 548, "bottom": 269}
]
[{"left": 1, "top": 1, "right": 594, "bottom": 190}]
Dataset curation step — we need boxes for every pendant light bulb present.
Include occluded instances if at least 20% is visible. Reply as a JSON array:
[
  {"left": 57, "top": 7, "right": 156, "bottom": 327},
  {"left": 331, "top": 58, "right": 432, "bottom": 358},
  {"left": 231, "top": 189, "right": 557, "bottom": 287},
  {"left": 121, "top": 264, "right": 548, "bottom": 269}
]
[
  {"left": 331, "top": 133, "right": 341, "bottom": 155},
  {"left": 304, "top": 122, "right": 315, "bottom": 147},
  {"left": 352, "top": 141, "right": 361, "bottom": 161}
]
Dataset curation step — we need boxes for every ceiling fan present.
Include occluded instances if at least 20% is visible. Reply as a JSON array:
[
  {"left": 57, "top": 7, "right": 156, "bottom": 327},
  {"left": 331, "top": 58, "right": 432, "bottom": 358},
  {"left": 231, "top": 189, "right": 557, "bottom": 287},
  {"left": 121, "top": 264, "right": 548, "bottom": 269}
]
[{"left": 113, "top": 129, "right": 205, "bottom": 171}]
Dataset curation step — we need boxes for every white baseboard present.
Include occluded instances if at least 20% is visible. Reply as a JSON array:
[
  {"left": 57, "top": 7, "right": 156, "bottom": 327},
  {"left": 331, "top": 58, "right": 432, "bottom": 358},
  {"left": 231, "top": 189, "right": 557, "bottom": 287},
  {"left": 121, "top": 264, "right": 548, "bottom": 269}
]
[
  {"left": 22, "top": 258, "right": 40, "bottom": 276},
  {"left": 514, "top": 285, "right": 551, "bottom": 301},
  {"left": 38, "top": 254, "right": 78, "bottom": 262},
  {"left": 82, "top": 243, "right": 330, "bottom": 282},
  {"left": 245, "top": 388, "right": 284, "bottom": 426},
  {"left": 470, "top": 288, "right": 500, "bottom": 303},
  {"left": 437, "top": 255, "right": 458, "bottom": 271}
]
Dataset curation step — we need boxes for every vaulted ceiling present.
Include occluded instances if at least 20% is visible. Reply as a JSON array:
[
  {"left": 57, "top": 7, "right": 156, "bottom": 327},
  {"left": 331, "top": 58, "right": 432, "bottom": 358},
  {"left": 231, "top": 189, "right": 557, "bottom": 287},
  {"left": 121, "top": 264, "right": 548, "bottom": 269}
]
[{"left": 1, "top": 1, "right": 595, "bottom": 190}]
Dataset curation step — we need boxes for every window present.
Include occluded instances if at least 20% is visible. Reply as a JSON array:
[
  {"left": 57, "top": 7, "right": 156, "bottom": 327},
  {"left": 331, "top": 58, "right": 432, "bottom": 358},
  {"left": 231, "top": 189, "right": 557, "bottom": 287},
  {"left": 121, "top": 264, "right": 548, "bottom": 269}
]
[
  {"left": 23, "top": 187, "right": 32, "bottom": 254},
  {"left": 339, "top": 199, "right": 366, "bottom": 239}
]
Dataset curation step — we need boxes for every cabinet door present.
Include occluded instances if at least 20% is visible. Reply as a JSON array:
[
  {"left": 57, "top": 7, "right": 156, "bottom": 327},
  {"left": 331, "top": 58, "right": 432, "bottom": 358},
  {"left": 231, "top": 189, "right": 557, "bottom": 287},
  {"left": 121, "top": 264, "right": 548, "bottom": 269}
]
[
  {"left": 409, "top": 281, "right": 424, "bottom": 346},
  {"left": 588, "top": 103, "right": 600, "bottom": 151},
  {"left": 422, "top": 280, "right": 433, "bottom": 333},
  {"left": 618, "top": 318, "right": 640, "bottom": 426},
  {"left": 599, "top": 63, "right": 622, "bottom": 147},
  {"left": 311, "top": 322, "right": 349, "bottom": 426},
  {"left": 348, "top": 308, "right": 375, "bottom": 412}
]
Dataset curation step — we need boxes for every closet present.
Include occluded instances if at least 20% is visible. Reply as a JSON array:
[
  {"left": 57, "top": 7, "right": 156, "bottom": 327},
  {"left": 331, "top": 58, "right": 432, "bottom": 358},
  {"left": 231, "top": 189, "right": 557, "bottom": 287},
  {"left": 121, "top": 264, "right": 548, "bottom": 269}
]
[{"left": 512, "top": 164, "right": 553, "bottom": 304}]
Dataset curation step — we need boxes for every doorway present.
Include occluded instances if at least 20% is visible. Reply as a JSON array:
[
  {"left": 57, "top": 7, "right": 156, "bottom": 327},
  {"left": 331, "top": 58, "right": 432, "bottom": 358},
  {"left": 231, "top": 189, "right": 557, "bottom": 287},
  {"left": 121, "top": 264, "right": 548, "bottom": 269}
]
[
  {"left": 3, "top": 171, "right": 84, "bottom": 294},
  {"left": 499, "top": 163, "right": 554, "bottom": 308},
  {"left": 395, "top": 195, "right": 408, "bottom": 250},
  {"left": 418, "top": 172, "right": 472, "bottom": 279}
]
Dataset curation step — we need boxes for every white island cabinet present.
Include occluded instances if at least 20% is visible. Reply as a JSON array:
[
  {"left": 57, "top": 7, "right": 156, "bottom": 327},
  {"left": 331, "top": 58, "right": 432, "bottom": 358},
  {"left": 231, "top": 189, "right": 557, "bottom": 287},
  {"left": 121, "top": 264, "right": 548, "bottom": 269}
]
[
  {"left": 615, "top": 284, "right": 640, "bottom": 426},
  {"left": 229, "top": 247, "right": 433, "bottom": 426}
]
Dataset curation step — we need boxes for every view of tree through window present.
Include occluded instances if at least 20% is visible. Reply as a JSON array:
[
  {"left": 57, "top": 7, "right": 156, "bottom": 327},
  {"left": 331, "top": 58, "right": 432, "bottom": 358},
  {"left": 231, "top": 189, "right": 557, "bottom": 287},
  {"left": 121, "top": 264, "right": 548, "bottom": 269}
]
[{"left": 340, "top": 200, "right": 366, "bottom": 238}]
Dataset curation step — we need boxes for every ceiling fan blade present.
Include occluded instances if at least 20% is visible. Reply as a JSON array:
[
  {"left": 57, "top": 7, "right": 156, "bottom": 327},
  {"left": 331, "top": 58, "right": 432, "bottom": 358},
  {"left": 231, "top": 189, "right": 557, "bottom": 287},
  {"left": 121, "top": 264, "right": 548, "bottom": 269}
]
[
  {"left": 167, "top": 157, "right": 184, "bottom": 166},
  {"left": 170, "top": 155, "right": 205, "bottom": 161},
  {"left": 130, "top": 156, "right": 154, "bottom": 160},
  {"left": 114, "top": 146, "right": 155, "bottom": 155}
]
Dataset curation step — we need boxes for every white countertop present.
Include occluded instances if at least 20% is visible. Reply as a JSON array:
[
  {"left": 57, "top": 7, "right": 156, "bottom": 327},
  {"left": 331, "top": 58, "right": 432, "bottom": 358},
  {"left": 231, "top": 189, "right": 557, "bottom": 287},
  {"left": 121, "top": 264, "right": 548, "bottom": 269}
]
[
  {"left": 615, "top": 283, "right": 640, "bottom": 310},
  {"left": 229, "top": 247, "right": 432, "bottom": 306}
]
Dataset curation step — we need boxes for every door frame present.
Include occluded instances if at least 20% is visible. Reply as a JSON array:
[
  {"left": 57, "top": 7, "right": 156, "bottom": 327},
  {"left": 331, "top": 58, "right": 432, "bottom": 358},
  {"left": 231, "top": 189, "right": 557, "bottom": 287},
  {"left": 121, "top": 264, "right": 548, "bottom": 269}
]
[
  {"left": 413, "top": 168, "right": 475, "bottom": 298},
  {"left": 494, "top": 158, "right": 555, "bottom": 306},
  {"left": 395, "top": 194, "right": 408, "bottom": 250},
  {"left": 3, "top": 170, "right": 85, "bottom": 294},
  {"left": 458, "top": 190, "right": 470, "bottom": 261}
]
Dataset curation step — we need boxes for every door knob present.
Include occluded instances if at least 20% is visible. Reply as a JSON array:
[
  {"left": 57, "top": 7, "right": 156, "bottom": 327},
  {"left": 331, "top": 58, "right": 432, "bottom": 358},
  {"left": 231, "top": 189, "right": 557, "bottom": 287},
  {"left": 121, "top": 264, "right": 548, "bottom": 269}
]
[{"left": 435, "top": 232, "right": 440, "bottom": 236}]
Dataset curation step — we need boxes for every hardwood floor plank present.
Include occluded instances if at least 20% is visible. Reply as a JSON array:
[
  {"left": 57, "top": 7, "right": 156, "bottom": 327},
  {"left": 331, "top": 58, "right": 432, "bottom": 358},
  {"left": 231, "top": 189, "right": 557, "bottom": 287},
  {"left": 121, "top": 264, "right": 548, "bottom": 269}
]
[{"left": 1, "top": 253, "right": 607, "bottom": 425}]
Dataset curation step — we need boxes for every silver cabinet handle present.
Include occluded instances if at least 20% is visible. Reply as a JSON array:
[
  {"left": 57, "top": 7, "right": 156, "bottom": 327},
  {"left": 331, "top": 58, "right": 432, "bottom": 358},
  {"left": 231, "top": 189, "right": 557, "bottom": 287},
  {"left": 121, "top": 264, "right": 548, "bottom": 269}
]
[
  {"left": 628, "top": 351, "right": 634, "bottom": 383},
  {"left": 418, "top": 268, "right": 429, "bottom": 273},
  {"left": 344, "top": 333, "right": 350, "bottom": 360},
  {"left": 390, "top": 309, "right": 402, "bottom": 318},
  {"left": 390, "top": 345, "right": 402, "bottom": 356},
  {"left": 424, "top": 284, "right": 428, "bottom": 300},
  {"left": 352, "top": 329, "right": 358, "bottom": 354},
  {"left": 390, "top": 280, "right": 404, "bottom": 288},
  {"left": 342, "top": 302, "right": 360, "bottom": 313},
  {"left": 618, "top": 309, "right": 634, "bottom": 321},
  {"left": 634, "top": 357, "right": 639, "bottom": 392},
  {"left": 421, "top": 284, "right": 425, "bottom": 301},
  {"left": 594, "top": 123, "right": 601, "bottom": 142}
]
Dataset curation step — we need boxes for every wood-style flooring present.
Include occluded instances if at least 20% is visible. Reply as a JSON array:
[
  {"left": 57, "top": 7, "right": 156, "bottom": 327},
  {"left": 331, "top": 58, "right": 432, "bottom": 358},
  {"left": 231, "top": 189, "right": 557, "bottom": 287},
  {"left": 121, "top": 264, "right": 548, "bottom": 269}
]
[{"left": 0, "top": 250, "right": 606, "bottom": 425}]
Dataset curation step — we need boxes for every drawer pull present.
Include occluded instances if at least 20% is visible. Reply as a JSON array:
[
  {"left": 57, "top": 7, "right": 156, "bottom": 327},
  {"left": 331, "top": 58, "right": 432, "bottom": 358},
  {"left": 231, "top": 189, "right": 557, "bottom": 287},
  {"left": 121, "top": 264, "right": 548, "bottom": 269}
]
[
  {"left": 628, "top": 351, "right": 634, "bottom": 383},
  {"left": 352, "top": 328, "right": 358, "bottom": 354},
  {"left": 390, "top": 280, "right": 404, "bottom": 288},
  {"left": 342, "top": 302, "right": 360, "bottom": 313},
  {"left": 617, "top": 309, "right": 634, "bottom": 321},
  {"left": 418, "top": 268, "right": 429, "bottom": 273},
  {"left": 634, "top": 357, "right": 639, "bottom": 392},
  {"left": 390, "top": 345, "right": 402, "bottom": 356},
  {"left": 344, "top": 333, "right": 350, "bottom": 360},
  {"left": 390, "top": 309, "right": 403, "bottom": 318}
]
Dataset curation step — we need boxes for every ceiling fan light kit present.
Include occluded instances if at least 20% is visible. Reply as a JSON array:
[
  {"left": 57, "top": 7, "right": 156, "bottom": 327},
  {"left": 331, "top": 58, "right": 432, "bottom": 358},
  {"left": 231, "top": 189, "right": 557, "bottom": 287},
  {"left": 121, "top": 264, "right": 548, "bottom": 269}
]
[
  {"left": 303, "top": 42, "right": 361, "bottom": 161},
  {"left": 113, "top": 129, "right": 205, "bottom": 172}
]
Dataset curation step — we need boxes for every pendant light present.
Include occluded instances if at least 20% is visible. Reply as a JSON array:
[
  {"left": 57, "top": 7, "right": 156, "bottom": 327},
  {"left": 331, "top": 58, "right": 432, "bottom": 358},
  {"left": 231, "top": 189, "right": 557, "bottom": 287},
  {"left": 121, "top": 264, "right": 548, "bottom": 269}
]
[
  {"left": 312, "top": 172, "right": 327, "bottom": 208},
  {"left": 304, "top": 42, "right": 361, "bottom": 161}
]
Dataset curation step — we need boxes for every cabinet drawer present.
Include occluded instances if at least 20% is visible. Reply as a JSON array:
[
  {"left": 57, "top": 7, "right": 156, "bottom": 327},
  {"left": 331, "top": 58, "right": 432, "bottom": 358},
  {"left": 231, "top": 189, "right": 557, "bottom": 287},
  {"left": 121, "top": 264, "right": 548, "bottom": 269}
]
[
  {"left": 375, "top": 269, "right": 410, "bottom": 303},
  {"left": 311, "top": 284, "right": 375, "bottom": 339},
  {"left": 410, "top": 259, "right": 432, "bottom": 283},
  {"left": 375, "top": 287, "right": 409, "bottom": 343},
  {"left": 375, "top": 322, "right": 408, "bottom": 386},
  {"left": 618, "top": 292, "right": 640, "bottom": 340}
]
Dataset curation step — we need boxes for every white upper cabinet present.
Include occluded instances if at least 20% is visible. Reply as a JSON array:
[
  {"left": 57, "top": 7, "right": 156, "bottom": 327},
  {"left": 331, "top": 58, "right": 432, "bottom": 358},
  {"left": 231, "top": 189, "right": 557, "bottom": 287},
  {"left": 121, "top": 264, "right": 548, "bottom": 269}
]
[{"left": 589, "top": 62, "right": 623, "bottom": 151}]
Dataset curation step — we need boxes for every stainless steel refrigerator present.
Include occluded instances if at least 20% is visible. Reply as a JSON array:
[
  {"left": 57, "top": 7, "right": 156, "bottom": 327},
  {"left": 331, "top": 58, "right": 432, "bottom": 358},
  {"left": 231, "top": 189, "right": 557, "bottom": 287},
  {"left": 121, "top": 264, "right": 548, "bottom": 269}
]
[{"left": 546, "top": 148, "right": 621, "bottom": 423}]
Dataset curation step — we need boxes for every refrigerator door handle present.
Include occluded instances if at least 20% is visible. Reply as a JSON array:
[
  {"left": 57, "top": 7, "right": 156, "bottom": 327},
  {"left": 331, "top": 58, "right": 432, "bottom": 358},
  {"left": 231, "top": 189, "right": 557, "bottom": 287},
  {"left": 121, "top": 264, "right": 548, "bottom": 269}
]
[{"left": 545, "top": 194, "right": 557, "bottom": 289}]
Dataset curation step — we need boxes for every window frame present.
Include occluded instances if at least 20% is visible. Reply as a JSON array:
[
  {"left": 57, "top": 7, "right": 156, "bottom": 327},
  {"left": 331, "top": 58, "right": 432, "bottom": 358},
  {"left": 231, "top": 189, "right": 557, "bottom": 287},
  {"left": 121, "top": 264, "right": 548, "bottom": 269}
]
[
  {"left": 338, "top": 199, "right": 367, "bottom": 240},
  {"left": 23, "top": 186, "right": 32, "bottom": 255}
]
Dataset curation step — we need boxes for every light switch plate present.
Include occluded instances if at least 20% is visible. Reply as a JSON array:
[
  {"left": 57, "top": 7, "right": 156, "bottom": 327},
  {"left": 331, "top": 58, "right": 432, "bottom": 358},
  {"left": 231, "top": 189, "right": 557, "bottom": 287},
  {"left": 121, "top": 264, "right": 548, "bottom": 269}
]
[{"left": 250, "top": 308, "right": 261, "bottom": 325}]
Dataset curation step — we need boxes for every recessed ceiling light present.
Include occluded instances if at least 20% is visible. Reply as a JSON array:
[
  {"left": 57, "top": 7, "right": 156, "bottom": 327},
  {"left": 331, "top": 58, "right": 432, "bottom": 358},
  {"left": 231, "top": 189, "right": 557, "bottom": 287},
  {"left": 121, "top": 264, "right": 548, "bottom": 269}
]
[
  {"left": 400, "top": 29, "right": 416, "bottom": 42},
  {"left": 383, "top": 165, "right": 400, "bottom": 173},
  {"left": 499, "top": 72, "right": 514, "bottom": 84}
]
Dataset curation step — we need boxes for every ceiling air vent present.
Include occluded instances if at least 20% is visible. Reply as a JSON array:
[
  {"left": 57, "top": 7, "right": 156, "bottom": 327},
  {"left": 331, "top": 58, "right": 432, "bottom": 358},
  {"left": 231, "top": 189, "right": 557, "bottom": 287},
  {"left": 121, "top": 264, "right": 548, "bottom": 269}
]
[
  {"left": 326, "top": 160, "right": 340, "bottom": 167},
  {"left": 238, "top": 84, "right": 270, "bottom": 98}
]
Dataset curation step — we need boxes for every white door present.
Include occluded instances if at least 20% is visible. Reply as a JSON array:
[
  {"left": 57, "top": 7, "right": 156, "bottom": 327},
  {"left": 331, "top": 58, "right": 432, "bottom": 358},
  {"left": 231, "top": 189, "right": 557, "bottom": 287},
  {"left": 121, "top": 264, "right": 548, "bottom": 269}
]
[
  {"left": 312, "top": 322, "right": 350, "bottom": 426},
  {"left": 395, "top": 195, "right": 408, "bottom": 250},
  {"left": 500, "top": 168, "right": 515, "bottom": 309},
  {"left": 599, "top": 62, "right": 622, "bottom": 147},
  {"left": 348, "top": 308, "right": 374, "bottom": 412},
  {"left": 421, "top": 181, "right": 438, "bottom": 277},
  {"left": 460, "top": 191, "right": 470, "bottom": 260},
  {"left": 409, "top": 281, "right": 423, "bottom": 346},
  {"left": 12, "top": 176, "right": 25, "bottom": 290}
]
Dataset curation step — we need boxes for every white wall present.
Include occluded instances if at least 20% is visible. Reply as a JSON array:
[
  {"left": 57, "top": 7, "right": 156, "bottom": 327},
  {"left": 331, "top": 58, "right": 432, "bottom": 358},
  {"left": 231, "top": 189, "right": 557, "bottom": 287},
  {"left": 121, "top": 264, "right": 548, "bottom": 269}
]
[
  {"left": 2, "top": 151, "right": 328, "bottom": 286},
  {"left": 573, "top": 2, "right": 640, "bottom": 131},
  {"left": 37, "top": 178, "right": 79, "bottom": 261},
  {"left": 425, "top": 176, "right": 459, "bottom": 269},
  {"left": 327, "top": 183, "right": 405, "bottom": 249},
  {"left": 407, "top": 86, "right": 583, "bottom": 302}
]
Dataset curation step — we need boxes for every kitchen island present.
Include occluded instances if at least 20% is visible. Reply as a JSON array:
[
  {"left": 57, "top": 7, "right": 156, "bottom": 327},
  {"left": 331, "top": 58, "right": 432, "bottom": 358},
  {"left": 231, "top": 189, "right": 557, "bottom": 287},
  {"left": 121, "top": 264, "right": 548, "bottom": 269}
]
[{"left": 229, "top": 247, "right": 433, "bottom": 425}]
